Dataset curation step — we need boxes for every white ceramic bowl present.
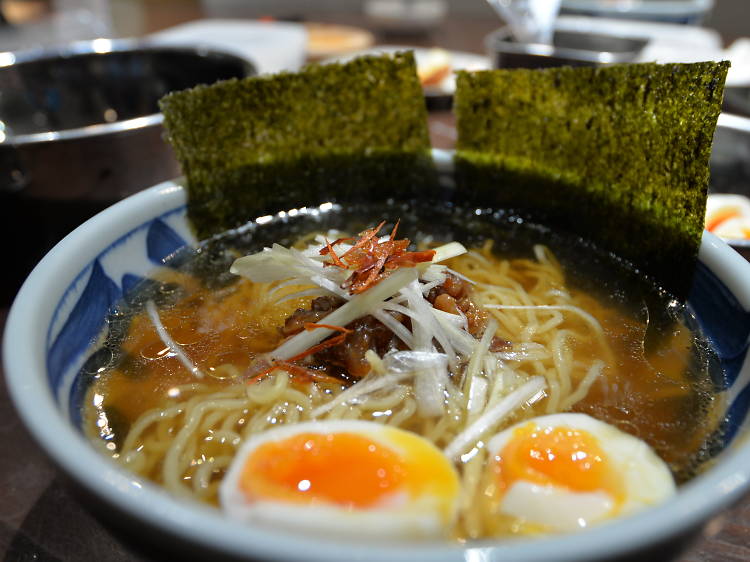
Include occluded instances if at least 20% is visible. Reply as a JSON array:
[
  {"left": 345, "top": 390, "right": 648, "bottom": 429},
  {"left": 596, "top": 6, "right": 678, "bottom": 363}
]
[{"left": 5, "top": 159, "right": 750, "bottom": 560}]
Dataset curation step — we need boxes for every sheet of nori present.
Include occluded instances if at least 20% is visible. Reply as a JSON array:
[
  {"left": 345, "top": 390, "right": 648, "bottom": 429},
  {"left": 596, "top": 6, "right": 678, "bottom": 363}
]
[
  {"left": 454, "top": 62, "right": 729, "bottom": 298},
  {"left": 159, "top": 52, "right": 433, "bottom": 239}
]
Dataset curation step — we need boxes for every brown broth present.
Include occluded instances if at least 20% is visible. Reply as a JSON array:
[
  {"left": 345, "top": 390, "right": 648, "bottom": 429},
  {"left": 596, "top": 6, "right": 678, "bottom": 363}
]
[
  {"left": 566, "top": 291, "right": 721, "bottom": 481},
  {"left": 83, "top": 271, "right": 319, "bottom": 453}
]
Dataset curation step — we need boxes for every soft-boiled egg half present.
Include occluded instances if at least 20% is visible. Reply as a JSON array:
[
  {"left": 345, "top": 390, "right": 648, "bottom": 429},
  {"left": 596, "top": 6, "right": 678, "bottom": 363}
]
[
  {"left": 220, "top": 420, "right": 460, "bottom": 539},
  {"left": 485, "top": 413, "right": 676, "bottom": 534}
]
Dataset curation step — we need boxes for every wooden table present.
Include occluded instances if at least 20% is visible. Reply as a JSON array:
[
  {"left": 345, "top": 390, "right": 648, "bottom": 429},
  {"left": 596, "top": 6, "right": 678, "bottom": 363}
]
[{"left": 1, "top": 2, "right": 749, "bottom": 560}]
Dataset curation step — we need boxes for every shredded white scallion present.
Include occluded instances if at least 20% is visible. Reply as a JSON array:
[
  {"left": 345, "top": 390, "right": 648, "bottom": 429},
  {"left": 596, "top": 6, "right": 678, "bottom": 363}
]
[
  {"left": 467, "top": 376, "right": 489, "bottom": 418},
  {"left": 431, "top": 242, "right": 467, "bottom": 263},
  {"left": 414, "top": 368, "right": 448, "bottom": 417},
  {"left": 384, "top": 350, "right": 449, "bottom": 417},
  {"left": 370, "top": 310, "right": 415, "bottom": 349},
  {"left": 431, "top": 309, "right": 475, "bottom": 357},
  {"left": 232, "top": 238, "right": 472, "bottom": 376},
  {"left": 311, "top": 372, "right": 411, "bottom": 418},
  {"left": 464, "top": 318, "right": 499, "bottom": 392},
  {"left": 145, "top": 300, "right": 204, "bottom": 379},
  {"left": 270, "top": 268, "right": 418, "bottom": 361},
  {"left": 382, "top": 349, "right": 449, "bottom": 372},
  {"left": 402, "top": 280, "right": 458, "bottom": 368},
  {"left": 444, "top": 376, "right": 547, "bottom": 460}
]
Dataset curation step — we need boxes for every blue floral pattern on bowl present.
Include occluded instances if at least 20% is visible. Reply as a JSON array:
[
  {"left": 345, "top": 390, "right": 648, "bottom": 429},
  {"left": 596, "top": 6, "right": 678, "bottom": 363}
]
[
  {"left": 46, "top": 205, "right": 193, "bottom": 409},
  {"left": 689, "top": 260, "right": 750, "bottom": 445}
]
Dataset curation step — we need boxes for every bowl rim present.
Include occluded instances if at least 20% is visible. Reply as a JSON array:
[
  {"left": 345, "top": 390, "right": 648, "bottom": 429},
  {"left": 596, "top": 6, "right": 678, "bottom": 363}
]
[
  {"left": 4, "top": 167, "right": 750, "bottom": 561},
  {"left": 0, "top": 38, "right": 254, "bottom": 146}
]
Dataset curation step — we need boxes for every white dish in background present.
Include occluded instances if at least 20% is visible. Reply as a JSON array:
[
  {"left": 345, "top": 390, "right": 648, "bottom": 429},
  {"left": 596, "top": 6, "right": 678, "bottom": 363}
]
[
  {"left": 561, "top": 0, "right": 713, "bottom": 24},
  {"left": 324, "top": 46, "right": 491, "bottom": 96},
  {"left": 148, "top": 19, "right": 308, "bottom": 75},
  {"left": 553, "top": 15, "right": 721, "bottom": 49},
  {"left": 706, "top": 194, "right": 750, "bottom": 242}
]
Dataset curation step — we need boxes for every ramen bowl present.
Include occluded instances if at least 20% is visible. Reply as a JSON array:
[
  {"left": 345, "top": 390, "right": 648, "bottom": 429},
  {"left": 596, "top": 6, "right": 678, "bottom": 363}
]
[{"left": 4, "top": 151, "right": 750, "bottom": 561}]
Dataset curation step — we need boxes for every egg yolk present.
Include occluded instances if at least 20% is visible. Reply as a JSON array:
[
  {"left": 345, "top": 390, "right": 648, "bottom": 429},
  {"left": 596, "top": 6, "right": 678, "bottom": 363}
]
[
  {"left": 494, "top": 423, "right": 624, "bottom": 502},
  {"left": 239, "top": 432, "right": 407, "bottom": 509}
]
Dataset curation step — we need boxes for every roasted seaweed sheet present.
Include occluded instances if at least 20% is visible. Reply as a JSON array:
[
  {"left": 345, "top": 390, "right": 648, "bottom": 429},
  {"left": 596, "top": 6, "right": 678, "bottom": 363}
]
[
  {"left": 455, "top": 62, "right": 730, "bottom": 297},
  {"left": 160, "top": 52, "right": 433, "bottom": 239}
]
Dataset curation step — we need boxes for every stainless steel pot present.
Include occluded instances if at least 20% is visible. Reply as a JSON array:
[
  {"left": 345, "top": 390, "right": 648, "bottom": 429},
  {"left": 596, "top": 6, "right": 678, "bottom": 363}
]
[
  {"left": 0, "top": 38, "right": 255, "bottom": 200},
  {"left": 0, "top": 39, "right": 256, "bottom": 302},
  {"left": 485, "top": 27, "right": 647, "bottom": 69}
]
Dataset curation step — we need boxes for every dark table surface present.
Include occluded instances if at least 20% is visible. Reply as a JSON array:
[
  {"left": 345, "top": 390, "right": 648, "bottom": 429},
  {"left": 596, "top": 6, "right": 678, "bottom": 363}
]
[{"left": 2, "top": 3, "right": 750, "bottom": 560}]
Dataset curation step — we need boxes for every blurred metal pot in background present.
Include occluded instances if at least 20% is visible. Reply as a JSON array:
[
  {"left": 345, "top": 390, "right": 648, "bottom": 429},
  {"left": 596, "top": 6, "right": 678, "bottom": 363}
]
[
  {"left": 485, "top": 26, "right": 646, "bottom": 69},
  {"left": 0, "top": 39, "right": 255, "bottom": 303}
]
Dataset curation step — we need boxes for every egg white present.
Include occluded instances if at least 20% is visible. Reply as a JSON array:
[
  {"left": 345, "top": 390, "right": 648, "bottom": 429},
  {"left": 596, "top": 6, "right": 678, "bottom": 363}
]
[
  {"left": 220, "top": 420, "right": 460, "bottom": 539},
  {"left": 486, "top": 413, "right": 676, "bottom": 532}
]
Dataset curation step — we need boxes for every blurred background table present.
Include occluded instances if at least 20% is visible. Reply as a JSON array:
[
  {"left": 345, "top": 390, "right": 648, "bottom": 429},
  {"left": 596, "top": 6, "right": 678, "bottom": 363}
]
[{"left": 1, "top": 1, "right": 750, "bottom": 560}]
